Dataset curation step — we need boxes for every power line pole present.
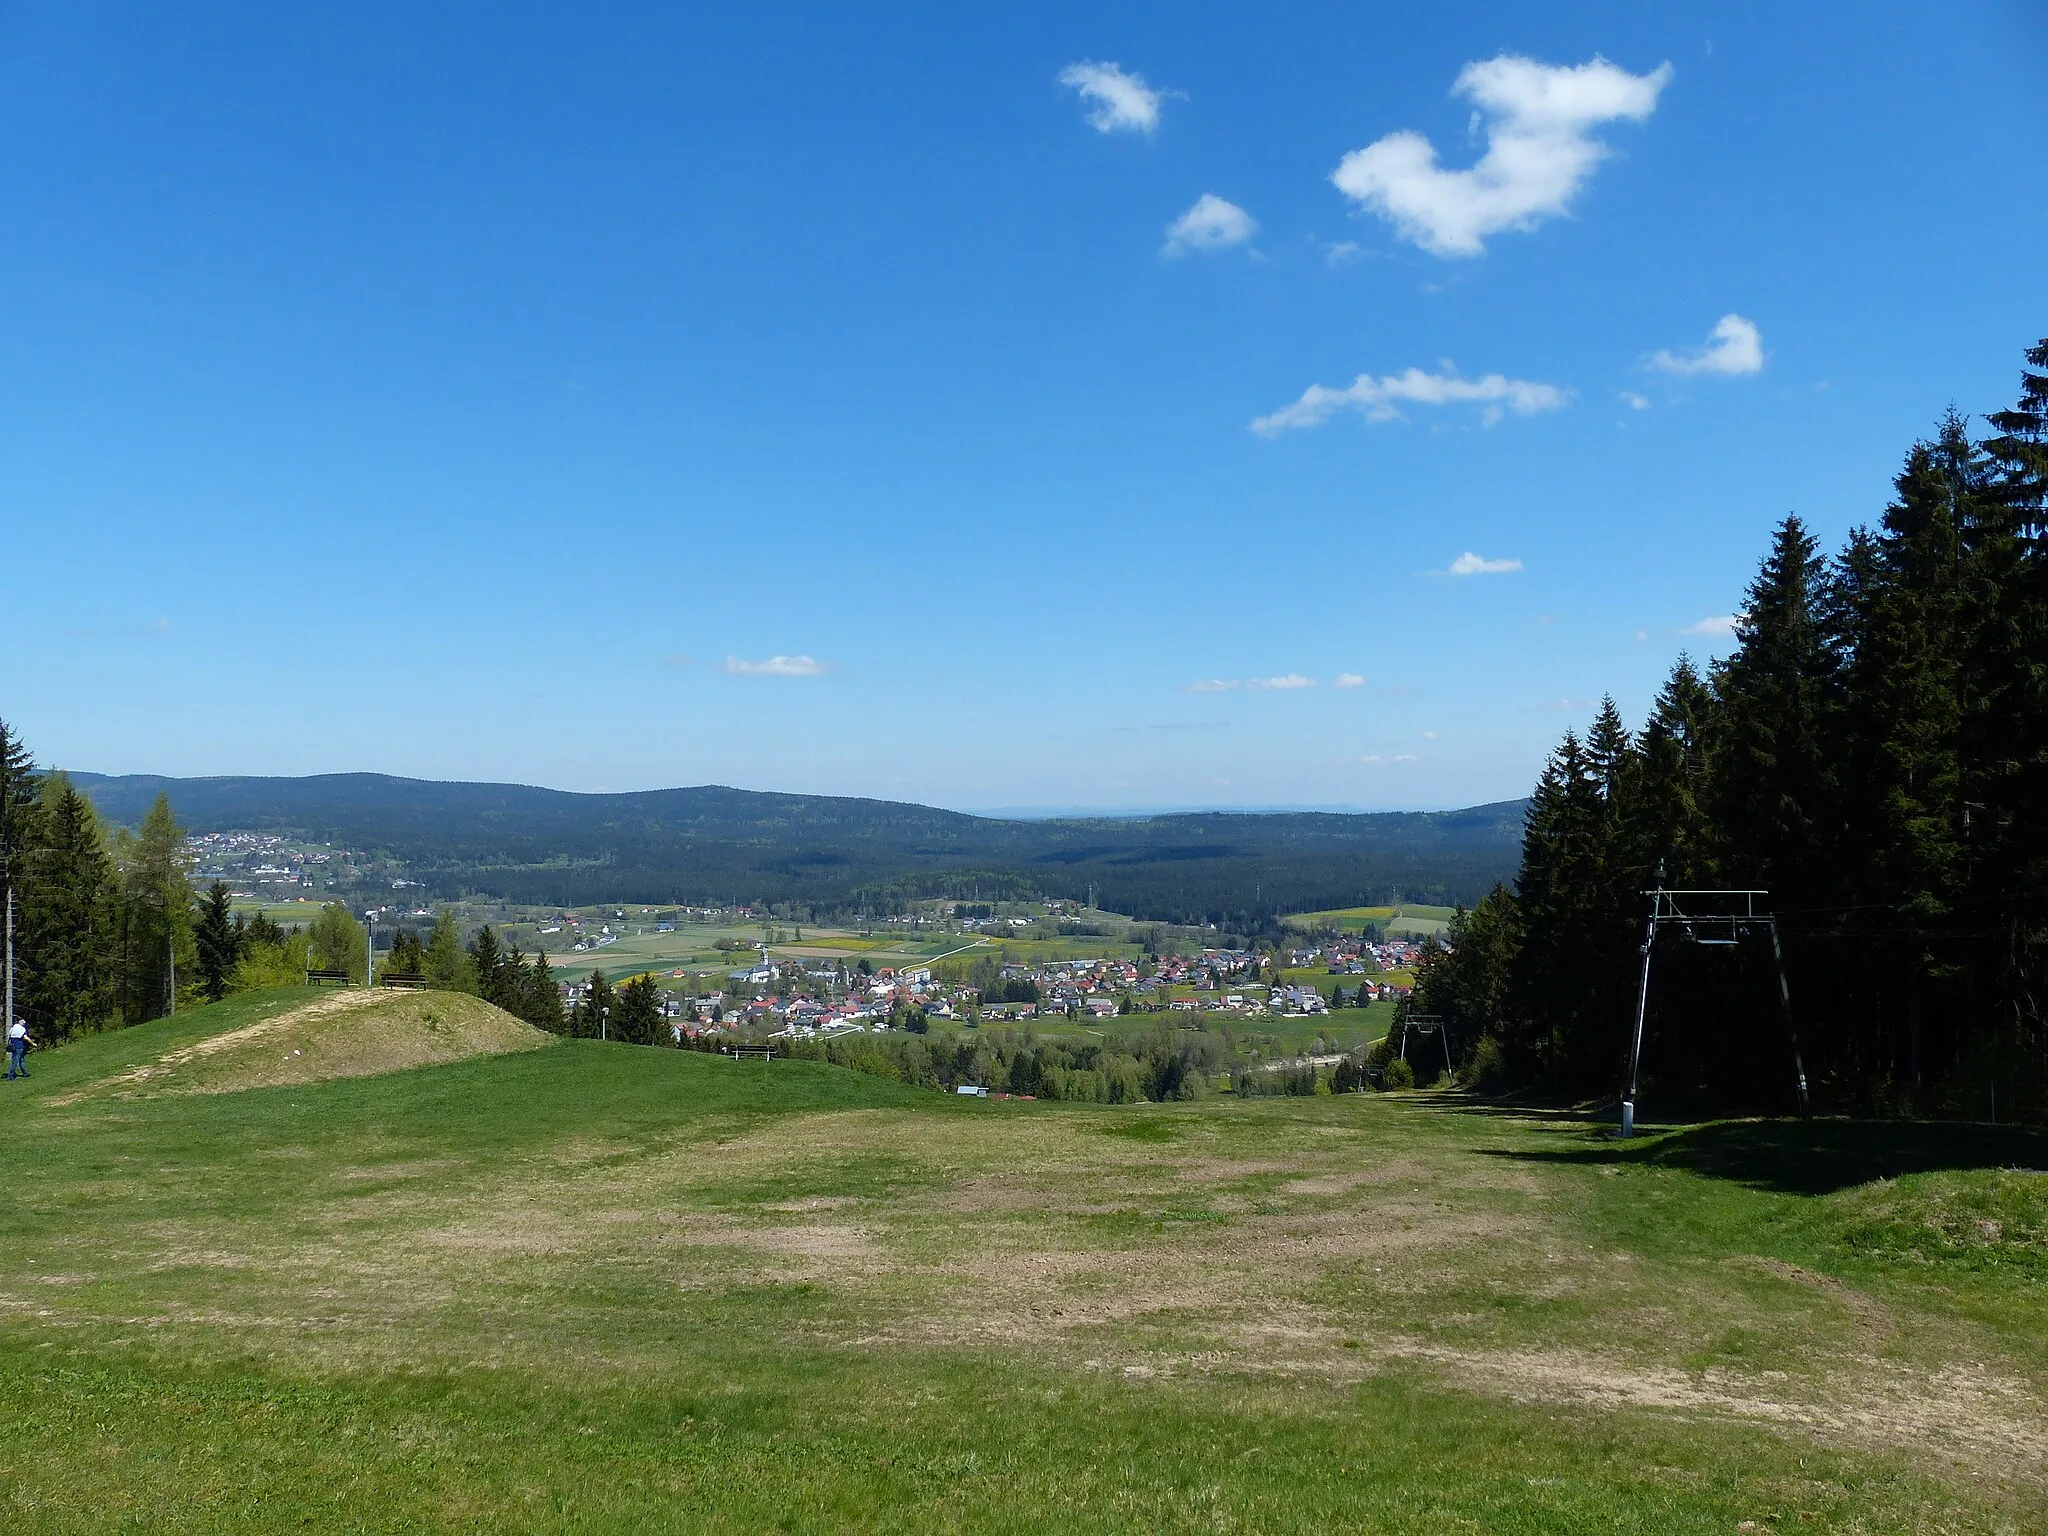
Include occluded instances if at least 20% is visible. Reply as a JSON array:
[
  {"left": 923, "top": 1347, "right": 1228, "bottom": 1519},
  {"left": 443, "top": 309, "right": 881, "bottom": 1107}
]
[{"left": 5, "top": 885, "right": 14, "bottom": 1043}]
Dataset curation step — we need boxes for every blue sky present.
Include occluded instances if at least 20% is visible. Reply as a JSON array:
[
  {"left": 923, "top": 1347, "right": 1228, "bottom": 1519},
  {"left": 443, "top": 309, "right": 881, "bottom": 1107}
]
[{"left": 3, "top": 2, "right": 2043, "bottom": 812}]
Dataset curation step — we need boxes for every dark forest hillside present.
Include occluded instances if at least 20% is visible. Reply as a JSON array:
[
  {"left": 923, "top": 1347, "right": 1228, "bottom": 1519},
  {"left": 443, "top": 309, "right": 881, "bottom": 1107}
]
[{"left": 68, "top": 772, "right": 1525, "bottom": 921}]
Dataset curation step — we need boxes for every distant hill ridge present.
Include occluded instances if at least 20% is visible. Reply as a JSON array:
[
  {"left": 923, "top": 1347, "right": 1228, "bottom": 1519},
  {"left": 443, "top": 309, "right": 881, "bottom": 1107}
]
[{"left": 69, "top": 771, "right": 1525, "bottom": 920}]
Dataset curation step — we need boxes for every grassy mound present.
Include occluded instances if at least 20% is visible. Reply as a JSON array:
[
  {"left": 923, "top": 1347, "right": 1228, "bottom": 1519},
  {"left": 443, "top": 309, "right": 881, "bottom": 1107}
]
[{"left": 64, "top": 987, "right": 549, "bottom": 1099}]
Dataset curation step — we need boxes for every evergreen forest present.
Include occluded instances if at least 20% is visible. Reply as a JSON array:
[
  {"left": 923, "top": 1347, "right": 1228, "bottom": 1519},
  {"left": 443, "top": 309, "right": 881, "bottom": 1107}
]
[{"left": 1410, "top": 338, "right": 2048, "bottom": 1123}]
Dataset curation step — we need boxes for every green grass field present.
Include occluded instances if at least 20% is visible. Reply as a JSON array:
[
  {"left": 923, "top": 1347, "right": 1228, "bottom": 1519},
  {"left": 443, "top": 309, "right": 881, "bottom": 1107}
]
[
  {"left": 0, "top": 991, "right": 2041, "bottom": 1531},
  {"left": 1288, "top": 903, "right": 1457, "bottom": 938}
]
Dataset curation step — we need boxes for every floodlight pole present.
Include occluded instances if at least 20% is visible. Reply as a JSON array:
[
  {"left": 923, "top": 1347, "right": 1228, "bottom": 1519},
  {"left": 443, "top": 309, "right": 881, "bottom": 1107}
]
[
  {"left": 5, "top": 885, "right": 14, "bottom": 1047},
  {"left": 366, "top": 913, "right": 375, "bottom": 989}
]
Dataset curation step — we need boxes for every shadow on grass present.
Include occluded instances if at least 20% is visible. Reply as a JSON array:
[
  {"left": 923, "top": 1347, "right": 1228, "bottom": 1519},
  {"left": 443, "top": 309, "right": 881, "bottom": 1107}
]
[{"left": 1480, "top": 1116, "right": 2048, "bottom": 1195}]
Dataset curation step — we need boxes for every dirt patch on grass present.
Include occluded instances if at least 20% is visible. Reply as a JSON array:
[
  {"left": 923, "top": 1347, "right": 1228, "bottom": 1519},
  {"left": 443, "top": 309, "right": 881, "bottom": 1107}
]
[
  {"left": 1390, "top": 1339, "right": 2048, "bottom": 1482},
  {"left": 63, "top": 990, "right": 548, "bottom": 1100}
]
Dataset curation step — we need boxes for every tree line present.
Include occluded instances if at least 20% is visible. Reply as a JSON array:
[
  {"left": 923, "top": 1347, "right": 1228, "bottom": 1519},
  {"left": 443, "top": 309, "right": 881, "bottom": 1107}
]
[
  {"left": 0, "top": 737, "right": 598, "bottom": 1043},
  {"left": 1410, "top": 338, "right": 2048, "bottom": 1122}
]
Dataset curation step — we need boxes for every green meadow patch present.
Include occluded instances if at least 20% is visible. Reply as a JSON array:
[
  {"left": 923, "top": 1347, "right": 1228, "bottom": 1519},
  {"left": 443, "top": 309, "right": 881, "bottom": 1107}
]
[{"left": 0, "top": 993, "right": 2039, "bottom": 1531}]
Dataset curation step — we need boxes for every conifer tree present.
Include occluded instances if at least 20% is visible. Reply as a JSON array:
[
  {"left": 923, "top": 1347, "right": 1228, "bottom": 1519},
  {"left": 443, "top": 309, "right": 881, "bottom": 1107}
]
[
  {"left": 1708, "top": 516, "right": 1840, "bottom": 912},
  {"left": 21, "top": 776, "right": 116, "bottom": 1038},
  {"left": 0, "top": 719, "right": 38, "bottom": 928},
  {"left": 468, "top": 926, "right": 506, "bottom": 1006},
  {"left": 193, "top": 880, "right": 241, "bottom": 1002},
  {"left": 579, "top": 969, "right": 615, "bottom": 1039},
  {"left": 384, "top": 928, "right": 425, "bottom": 977},
  {"left": 614, "top": 974, "right": 662, "bottom": 1045},
  {"left": 526, "top": 950, "right": 564, "bottom": 1032}
]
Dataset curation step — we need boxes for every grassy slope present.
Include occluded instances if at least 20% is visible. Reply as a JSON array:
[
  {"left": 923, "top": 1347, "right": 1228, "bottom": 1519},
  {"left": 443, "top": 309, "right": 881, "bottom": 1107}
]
[{"left": 0, "top": 998, "right": 2041, "bottom": 1532}]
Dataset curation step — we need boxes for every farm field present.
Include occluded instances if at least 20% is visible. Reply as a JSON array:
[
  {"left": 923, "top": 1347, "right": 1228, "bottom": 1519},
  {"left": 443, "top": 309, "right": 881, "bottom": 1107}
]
[
  {"left": 1289, "top": 903, "right": 1458, "bottom": 938},
  {"left": 0, "top": 992, "right": 2041, "bottom": 1531},
  {"left": 491, "top": 919, "right": 984, "bottom": 984}
]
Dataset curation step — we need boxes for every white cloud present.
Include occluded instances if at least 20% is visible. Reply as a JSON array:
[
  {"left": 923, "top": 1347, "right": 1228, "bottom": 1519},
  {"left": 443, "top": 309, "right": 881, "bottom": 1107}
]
[
  {"left": 1651, "top": 314, "right": 1764, "bottom": 377},
  {"left": 1619, "top": 390, "right": 1650, "bottom": 410},
  {"left": 1680, "top": 614, "right": 1743, "bottom": 636},
  {"left": 1393, "top": 753, "right": 1421, "bottom": 763},
  {"left": 1447, "top": 552, "right": 1523, "bottom": 576},
  {"left": 1534, "top": 698, "right": 1596, "bottom": 711},
  {"left": 724, "top": 654, "right": 828, "bottom": 677},
  {"left": 1332, "top": 672, "right": 1367, "bottom": 689},
  {"left": 1331, "top": 53, "right": 1672, "bottom": 257},
  {"left": 1252, "top": 366, "right": 1567, "bottom": 435},
  {"left": 1059, "top": 60, "right": 1168, "bottom": 134},
  {"left": 1324, "top": 240, "right": 1362, "bottom": 266},
  {"left": 1180, "top": 678, "right": 1238, "bottom": 693},
  {"left": 1163, "top": 193, "right": 1257, "bottom": 256},
  {"left": 1360, "top": 754, "right": 1384, "bottom": 764},
  {"left": 1246, "top": 674, "right": 1315, "bottom": 690},
  {"left": 1420, "top": 731, "right": 1440, "bottom": 740}
]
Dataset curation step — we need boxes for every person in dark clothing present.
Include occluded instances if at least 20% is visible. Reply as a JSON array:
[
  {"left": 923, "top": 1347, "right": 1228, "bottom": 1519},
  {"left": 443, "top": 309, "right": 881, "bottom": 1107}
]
[{"left": 5, "top": 1017, "right": 31, "bottom": 1079}]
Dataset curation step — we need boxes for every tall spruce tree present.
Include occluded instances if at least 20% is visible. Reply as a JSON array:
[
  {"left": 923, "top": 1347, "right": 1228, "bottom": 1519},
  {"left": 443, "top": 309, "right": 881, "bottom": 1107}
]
[
  {"left": 468, "top": 926, "right": 507, "bottom": 1007},
  {"left": 614, "top": 974, "right": 662, "bottom": 1045},
  {"left": 526, "top": 950, "right": 565, "bottom": 1032},
  {"left": 193, "top": 880, "right": 241, "bottom": 1003},
  {"left": 1709, "top": 516, "right": 1841, "bottom": 911},
  {"left": 21, "top": 776, "right": 117, "bottom": 1039}
]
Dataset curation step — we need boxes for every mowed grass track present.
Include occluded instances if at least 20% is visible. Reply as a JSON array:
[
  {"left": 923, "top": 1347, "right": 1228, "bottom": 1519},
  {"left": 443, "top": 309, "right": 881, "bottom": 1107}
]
[{"left": 0, "top": 995, "right": 2042, "bottom": 1531}]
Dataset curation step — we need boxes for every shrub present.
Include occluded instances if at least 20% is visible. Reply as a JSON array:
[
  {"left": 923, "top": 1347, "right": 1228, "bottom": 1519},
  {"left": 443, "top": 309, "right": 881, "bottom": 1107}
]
[
  {"left": 1463, "top": 1035, "right": 1508, "bottom": 1092},
  {"left": 1380, "top": 1057, "right": 1416, "bottom": 1091}
]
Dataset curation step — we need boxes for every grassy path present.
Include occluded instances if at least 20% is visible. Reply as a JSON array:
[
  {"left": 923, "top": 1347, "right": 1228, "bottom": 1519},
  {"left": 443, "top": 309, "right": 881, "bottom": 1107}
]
[{"left": 0, "top": 994, "right": 2041, "bottom": 1531}]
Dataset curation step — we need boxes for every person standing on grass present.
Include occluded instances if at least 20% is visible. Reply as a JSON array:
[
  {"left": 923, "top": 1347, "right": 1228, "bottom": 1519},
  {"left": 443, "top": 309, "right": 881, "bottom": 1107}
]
[{"left": 5, "top": 1017, "right": 30, "bottom": 1080}]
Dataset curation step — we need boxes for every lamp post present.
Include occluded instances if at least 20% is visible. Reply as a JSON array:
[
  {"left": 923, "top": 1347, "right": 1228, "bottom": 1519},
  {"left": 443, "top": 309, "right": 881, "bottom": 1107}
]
[{"left": 365, "top": 911, "right": 376, "bottom": 989}]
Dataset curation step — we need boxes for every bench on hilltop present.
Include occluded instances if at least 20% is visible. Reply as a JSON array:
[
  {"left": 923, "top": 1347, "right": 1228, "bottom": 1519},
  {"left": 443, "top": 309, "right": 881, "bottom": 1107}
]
[
  {"left": 305, "top": 968, "right": 352, "bottom": 987},
  {"left": 380, "top": 974, "right": 429, "bottom": 990}
]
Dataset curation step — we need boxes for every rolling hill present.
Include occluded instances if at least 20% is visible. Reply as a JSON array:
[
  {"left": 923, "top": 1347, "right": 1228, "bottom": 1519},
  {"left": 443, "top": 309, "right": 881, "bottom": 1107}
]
[{"left": 70, "top": 772, "right": 1525, "bottom": 920}]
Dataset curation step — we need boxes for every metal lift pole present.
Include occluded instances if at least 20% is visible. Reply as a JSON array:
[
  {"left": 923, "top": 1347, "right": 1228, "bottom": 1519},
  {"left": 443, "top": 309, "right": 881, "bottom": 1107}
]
[
  {"left": 1620, "top": 905, "right": 1656, "bottom": 1139},
  {"left": 1767, "top": 920, "right": 1811, "bottom": 1116}
]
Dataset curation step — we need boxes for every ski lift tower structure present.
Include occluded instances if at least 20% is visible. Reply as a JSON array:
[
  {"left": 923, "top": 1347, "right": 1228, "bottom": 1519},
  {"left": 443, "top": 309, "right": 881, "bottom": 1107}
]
[
  {"left": 1395, "top": 1014, "right": 1455, "bottom": 1086},
  {"left": 1621, "top": 873, "right": 1810, "bottom": 1138}
]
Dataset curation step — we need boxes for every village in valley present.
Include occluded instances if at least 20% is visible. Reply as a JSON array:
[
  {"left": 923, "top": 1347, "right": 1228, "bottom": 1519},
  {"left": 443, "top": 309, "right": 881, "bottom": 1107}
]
[{"left": 454, "top": 899, "right": 1432, "bottom": 1061}]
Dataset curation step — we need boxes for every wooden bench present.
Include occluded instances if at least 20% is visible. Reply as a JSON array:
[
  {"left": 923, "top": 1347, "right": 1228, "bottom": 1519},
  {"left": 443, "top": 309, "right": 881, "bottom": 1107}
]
[
  {"left": 380, "top": 974, "right": 429, "bottom": 990},
  {"left": 305, "top": 969, "right": 353, "bottom": 987}
]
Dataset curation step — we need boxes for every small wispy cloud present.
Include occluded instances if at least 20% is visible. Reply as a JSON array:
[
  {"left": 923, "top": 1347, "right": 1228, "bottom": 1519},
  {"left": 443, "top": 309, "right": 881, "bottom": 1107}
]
[
  {"left": 1619, "top": 390, "right": 1650, "bottom": 410},
  {"left": 725, "top": 654, "right": 828, "bottom": 677},
  {"left": 1446, "top": 552, "right": 1522, "bottom": 576},
  {"left": 1332, "top": 672, "right": 1367, "bottom": 689},
  {"left": 1163, "top": 193, "right": 1257, "bottom": 256},
  {"left": 1246, "top": 674, "right": 1315, "bottom": 690},
  {"left": 1393, "top": 753, "right": 1420, "bottom": 763},
  {"left": 1534, "top": 697, "right": 1595, "bottom": 711},
  {"left": 1059, "top": 60, "right": 1170, "bottom": 135},
  {"left": 1253, "top": 366, "right": 1568, "bottom": 435},
  {"left": 1420, "top": 731, "right": 1440, "bottom": 740},
  {"left": 1360, "top": 754, "right": 1384, "bottom": 764},
  {"left": 1183, "top": 674, "right": 1319, "bottom": 693},
  {"left": 1680, "top": 614, "right": 1742, "bottom": 637},
  {"left": 1651, "top": 314, "right": 1764, "bottom": 377},
  {"left": 1324, "top": 240, "right": 1362, "bottom": 267},
  {"left": 1331, "top": 53, "right": 1673, "bottom": 257}
]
